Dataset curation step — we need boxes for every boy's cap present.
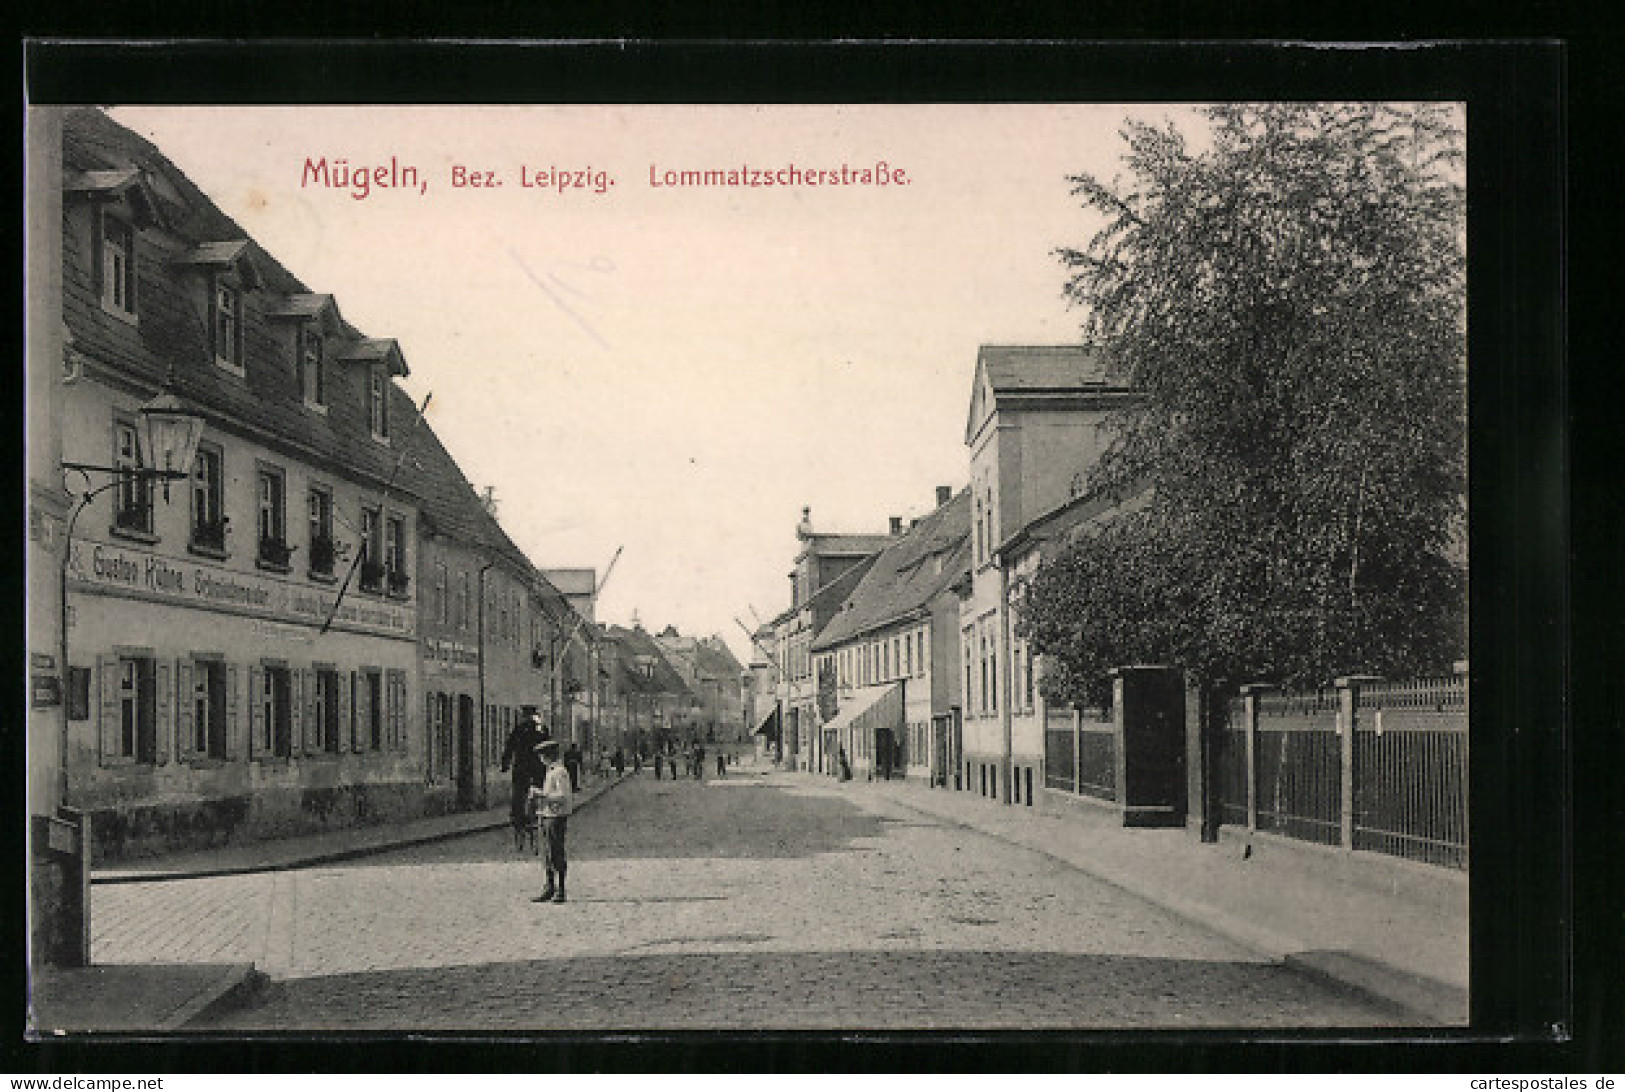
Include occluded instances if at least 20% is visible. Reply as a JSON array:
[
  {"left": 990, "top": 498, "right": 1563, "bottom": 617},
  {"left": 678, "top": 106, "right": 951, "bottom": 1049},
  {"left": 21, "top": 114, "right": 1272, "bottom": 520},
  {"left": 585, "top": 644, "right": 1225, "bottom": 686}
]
[{"left": 537, "top": 740, "right": 562, "bottom": 757}]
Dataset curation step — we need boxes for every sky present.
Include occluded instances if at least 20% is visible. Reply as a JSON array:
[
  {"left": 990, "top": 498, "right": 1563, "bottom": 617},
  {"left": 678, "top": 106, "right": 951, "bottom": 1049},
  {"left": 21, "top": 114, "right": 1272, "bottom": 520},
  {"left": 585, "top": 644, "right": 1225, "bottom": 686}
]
[{"left": 109, "top": 104, "right": 1180, "bottom": 663}]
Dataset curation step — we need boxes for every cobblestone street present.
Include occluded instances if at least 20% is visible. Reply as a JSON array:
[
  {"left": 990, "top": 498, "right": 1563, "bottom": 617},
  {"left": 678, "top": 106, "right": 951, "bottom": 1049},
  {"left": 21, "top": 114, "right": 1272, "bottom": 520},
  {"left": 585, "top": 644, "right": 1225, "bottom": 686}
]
[{"left": 92, "top": 767, "right": 1397, "bottom": 1030}]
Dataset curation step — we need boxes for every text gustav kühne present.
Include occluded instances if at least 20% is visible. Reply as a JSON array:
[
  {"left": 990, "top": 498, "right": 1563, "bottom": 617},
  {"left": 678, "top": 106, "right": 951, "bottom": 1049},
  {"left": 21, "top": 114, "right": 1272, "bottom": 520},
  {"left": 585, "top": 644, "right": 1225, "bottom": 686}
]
[{"left": 301, "top": 157, "right": 910, "bottom": 200}]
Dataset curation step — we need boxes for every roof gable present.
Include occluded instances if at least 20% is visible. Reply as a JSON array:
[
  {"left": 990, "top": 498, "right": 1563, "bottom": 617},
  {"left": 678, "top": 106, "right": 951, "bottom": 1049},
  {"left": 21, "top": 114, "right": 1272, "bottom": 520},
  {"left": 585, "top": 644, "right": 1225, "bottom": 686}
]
[
  {"left": 812, "top": 490, "right": 971, "bottom": 651},
  {"left": 964, "top": 344, "right": 1121, "bottom": 445}
]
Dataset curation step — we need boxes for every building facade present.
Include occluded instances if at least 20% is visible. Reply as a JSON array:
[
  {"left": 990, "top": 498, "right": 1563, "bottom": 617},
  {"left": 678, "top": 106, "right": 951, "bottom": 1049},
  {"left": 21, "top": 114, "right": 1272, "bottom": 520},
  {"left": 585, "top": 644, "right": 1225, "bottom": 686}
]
[
  {"left": 51, "top": 108, "right": 431, "bottom": 860},
  {"left": 958, "top": 345, "right": 1139, "bottom": 807},
  {"left": 811, "top": 487, "right": 969, "bottom": 785},
  {"left": 768, "top": 512, "right": 888, "bottom": 773},
  {"left": 32, "top": 107, "right": 602, "bottom": 873}
]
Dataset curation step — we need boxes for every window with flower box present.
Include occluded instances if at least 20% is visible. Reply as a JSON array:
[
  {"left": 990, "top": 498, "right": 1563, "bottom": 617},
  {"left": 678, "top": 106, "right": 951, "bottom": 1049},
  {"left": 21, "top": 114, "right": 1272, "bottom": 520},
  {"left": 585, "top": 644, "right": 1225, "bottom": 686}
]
[
  {"left": 256, "top": 467, "right": 291, "bottom": 570},
  {"left": 190, "top": 443, "right": 226, "bottom": 555}
]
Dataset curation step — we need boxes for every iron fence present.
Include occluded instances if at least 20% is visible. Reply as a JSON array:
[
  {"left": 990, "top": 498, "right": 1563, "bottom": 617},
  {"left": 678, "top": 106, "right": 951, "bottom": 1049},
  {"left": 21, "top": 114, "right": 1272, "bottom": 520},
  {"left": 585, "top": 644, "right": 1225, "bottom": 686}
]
[
  {"left": 1218, "top": 696, "right": 1249, "bottom": 827},
  {"left": 1216, "top": 674, "right": 1467, "bottom": 870},
  {"left": 1077, "top": 704, "right": 1116, "bottom": 801},
  {"left": 1254, "top": 689, "right": 1342, "bottom": 846},
  {"left": 1043, "top": 705, "right": 1075, "bottom": 792},
  {"left": 1353, "top": 675, "right": 1468, "bottom": 868}
]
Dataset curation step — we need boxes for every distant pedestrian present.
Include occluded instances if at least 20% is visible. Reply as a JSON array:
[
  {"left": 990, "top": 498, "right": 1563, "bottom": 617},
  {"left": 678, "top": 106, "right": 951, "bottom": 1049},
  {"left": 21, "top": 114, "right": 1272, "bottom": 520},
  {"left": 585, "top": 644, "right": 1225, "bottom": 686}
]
[
  {"left": 613, "top": 749, "right": 625, "bottom": 776},
  {"left": 693, "top": 745, "right": 706, "bottom": 780},
  {"left": 653, "top": 751, "right": 663, "bottom": 780},
  {"left": 668, "top": 754, "right": 679, "bottom": 780},
  {"left": 716, "top": 752, "right": 726, "bottom": 777},
  {"left": 500, "top": 713, "right": 548, "bottom": 852},
  {"left": 531, "top": 740, "right": 573, "bottom": 904},
  {"left": 633, "top": 750, "right": 643, "bottom": 775},
  {"left": 564, "top": 743, "right": 583, "bottom": 792}
]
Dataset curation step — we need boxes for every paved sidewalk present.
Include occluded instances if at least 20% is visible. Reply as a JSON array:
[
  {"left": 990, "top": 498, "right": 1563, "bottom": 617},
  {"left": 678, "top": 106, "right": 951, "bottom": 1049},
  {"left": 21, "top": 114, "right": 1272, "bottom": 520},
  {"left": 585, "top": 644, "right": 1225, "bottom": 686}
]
[
  {"left": 93, "top": 771, "right": 629, "bottom": 884},
  {"left": 33, "top": 773, "right": 629, "bottom": 1034},
  {"left": 837, "top": 772, "right": 1470, "bottom": 1025},
  {"left": 28, "top": 962, "right": 263, "bottom": 1035}
]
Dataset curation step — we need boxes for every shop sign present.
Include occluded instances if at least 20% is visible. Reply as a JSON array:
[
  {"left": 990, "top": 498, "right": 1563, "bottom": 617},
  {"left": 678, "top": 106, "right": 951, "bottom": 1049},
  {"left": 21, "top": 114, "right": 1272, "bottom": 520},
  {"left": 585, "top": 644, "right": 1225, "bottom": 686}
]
[
  {"left": 66, "top": 536, "right": 414, "bottom": 639},
  {"left": 32, "top": 674, "right": 62, "bottom": 708}
]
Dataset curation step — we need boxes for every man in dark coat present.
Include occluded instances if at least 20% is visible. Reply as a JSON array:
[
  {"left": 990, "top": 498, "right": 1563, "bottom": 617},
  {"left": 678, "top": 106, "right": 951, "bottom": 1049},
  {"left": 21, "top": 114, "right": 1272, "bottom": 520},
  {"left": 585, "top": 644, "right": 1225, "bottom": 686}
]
[
  {"left": 564, "top": 742, "right": 583, "bottom": 792},
  {"left": 500, "top": 713, "right": 548, "bottom": 851}
]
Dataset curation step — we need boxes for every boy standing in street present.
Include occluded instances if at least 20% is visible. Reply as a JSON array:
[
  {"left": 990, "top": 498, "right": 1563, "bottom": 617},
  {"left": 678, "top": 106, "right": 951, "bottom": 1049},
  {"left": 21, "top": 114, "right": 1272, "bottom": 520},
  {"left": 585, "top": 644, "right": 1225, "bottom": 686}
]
[{"left": 531, "top": 740, "right": 574, "bottom": 904}]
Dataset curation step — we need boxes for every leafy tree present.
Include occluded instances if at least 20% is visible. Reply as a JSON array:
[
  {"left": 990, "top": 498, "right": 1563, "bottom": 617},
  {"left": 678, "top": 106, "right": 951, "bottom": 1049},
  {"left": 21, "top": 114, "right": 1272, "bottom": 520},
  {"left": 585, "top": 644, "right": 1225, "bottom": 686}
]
[{"left": 1023, "top": 103, "right": 1466, "bottom": 703}]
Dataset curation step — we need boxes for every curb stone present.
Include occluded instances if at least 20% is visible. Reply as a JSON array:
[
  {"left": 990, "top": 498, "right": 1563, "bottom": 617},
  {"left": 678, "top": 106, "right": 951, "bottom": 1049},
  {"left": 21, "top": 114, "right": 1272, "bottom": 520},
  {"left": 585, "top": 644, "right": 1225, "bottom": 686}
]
[{"left": 93, "top": 773, "right": 630, "bottom": 885}]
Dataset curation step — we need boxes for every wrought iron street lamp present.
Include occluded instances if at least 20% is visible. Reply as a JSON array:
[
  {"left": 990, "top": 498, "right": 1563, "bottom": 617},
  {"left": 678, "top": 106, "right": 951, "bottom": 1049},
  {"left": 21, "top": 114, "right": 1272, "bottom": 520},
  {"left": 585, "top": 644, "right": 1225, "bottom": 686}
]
[{"left": 58, "top": 369, "right": 205, "bottom": 795}]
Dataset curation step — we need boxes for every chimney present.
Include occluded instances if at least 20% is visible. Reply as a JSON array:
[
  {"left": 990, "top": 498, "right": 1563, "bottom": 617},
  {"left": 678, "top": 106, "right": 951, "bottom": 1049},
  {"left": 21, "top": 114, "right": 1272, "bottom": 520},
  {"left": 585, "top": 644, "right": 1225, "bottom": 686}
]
[
  {"left": 936, "top": 485, "right": 952, "bottom": 507},
  {"left": 889, "top": 516, "right": 903, "bottom": 536}
]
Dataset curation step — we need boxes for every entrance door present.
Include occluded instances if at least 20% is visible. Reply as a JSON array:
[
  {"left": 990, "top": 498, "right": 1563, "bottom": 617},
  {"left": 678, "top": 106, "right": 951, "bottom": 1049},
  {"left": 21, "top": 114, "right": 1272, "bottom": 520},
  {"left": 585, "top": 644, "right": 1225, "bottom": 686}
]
[{"left": 456, "top": 695, "right": 476, "bottom": 810}]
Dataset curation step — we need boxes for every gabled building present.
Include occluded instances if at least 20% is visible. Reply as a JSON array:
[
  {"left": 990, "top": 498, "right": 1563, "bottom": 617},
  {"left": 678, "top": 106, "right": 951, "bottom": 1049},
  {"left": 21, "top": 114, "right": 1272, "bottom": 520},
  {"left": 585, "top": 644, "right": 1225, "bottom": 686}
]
[
  {"left": 765, "top": 511, "right": 890, "bottom": 773},
  {"left": 33, "top": 106, "right": 599, "bottom": 869},
  {"left": 811, "top": 486, "right": 971, "bottom": 785},
  {"left": 48, "top": 107, "right": 429, "bottom": 858},
  {"left": 653, "top": 627, "right": 747, "bottom": 744},
  {"left": 958, "top": 344, "right": 1140, "bottom": 807},
  {"left": 598, "top": 623, "right": 698, "bottom": 758}
]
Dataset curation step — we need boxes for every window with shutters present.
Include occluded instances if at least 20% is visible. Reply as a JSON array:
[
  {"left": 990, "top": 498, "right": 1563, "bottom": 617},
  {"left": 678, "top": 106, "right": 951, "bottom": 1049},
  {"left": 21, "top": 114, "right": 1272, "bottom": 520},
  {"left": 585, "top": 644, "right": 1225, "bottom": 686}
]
[
  {"left": 363, "top": 669, "right": 383, "bottom": 751},
  {"left": 111, "top": 655, "right": 157, "bottom": 763},
  {"left": 189, "top": 659, "right": 227, "bottom": 759},
  {"left": 262, "top": 665, "right": 292, "bottom": 758},
  {"left": 315, "top": 668, "right": 341, "bottom": 753}
]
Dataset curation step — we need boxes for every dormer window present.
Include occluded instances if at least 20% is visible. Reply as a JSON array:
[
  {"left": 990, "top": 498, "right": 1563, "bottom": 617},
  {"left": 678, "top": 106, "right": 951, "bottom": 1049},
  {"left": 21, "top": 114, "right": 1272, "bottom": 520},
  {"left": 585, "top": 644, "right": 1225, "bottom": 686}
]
[
  {"left": 213, "top": 279, "right": 243, "bottom": 372},
  {"left": 100, "top": 214, "right": 138, "bottom": 318},
  {"left": 369, "top": 364, "right": 390, "bottom": 441},
  {"left": 301, "top": 326, "right": 326, "bottom": 407}
]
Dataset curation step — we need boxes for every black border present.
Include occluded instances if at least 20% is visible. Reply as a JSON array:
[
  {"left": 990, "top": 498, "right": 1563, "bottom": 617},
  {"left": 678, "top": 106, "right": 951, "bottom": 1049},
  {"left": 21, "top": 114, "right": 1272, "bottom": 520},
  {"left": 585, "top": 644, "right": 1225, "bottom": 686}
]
[{"left": 15, "top": 39, "right": 1577, "bottom": 1074}]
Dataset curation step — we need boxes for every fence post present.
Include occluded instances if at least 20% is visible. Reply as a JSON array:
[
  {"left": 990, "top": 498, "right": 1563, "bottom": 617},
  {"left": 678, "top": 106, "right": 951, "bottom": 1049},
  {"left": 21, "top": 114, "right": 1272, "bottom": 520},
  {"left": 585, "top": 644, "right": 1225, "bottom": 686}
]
[
  {"left": 1239, "top": 684, "right": 1265, "bottom": 833},
  {"left": 1336, "top": 675, "right": 1381, "bottom": 852},
  {"left": 1071, "top": 706, "right": 1081, "bottom": 795}
]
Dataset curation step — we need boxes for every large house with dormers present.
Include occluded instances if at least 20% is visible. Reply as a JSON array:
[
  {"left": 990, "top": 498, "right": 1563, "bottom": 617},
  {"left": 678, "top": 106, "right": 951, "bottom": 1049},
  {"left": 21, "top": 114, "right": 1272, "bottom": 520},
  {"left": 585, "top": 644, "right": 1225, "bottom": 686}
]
[{"left": 39, "top": 106, "right": 587, "bottom": 861}]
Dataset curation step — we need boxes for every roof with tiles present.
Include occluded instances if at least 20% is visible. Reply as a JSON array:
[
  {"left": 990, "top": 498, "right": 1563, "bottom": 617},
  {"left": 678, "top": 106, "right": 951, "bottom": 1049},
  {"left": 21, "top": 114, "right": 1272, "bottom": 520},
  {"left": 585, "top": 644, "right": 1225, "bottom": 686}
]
[
  {"left": 61, "top": 107, "right": 418, "bottom": 498},
  {"left": 978, "top": 344, "right": 1115, "bottom": 391},
  {"left": 812, "top": 489, "right": 971, "bottom": 651},
  {"left": 602, "top": 626, "right": 696, "bottom": 698}
]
